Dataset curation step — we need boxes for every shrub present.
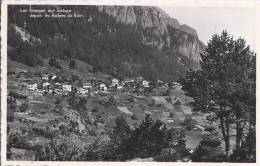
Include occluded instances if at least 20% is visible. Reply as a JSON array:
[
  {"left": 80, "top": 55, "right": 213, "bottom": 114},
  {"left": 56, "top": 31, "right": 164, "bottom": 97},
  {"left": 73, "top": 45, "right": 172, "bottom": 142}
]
[
  {"left": 7, "top": 128, "right": 26, "bottom": 149},
  {"left": 19, "top": 103, "right": 29, "bottom": 112},
  {"left": 7, "top": 109, "right": 15, "bottom": 122},
  {"left": 131, "top": 113, "right": 138, "bottom": 120},
  {"left": 191, "top": 138, "right": 224, "bottom": 162},
  {"left": 35, "top": 136, "right": 84, "bottom": 161},
  {"left": 183, "top": 117, "right": 193, "bottom": 130},
  {"left": 8, "top": 91, "right": 27, "bottom": 99},
  {"left": 91, "top": 107, "right": 99, "bottom": 113}
]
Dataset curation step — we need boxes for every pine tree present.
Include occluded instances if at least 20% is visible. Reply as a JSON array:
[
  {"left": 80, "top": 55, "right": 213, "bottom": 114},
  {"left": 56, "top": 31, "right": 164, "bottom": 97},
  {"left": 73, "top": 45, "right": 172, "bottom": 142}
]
[{"left": 180, "top": 31, "right": 255, "bottom": 161}]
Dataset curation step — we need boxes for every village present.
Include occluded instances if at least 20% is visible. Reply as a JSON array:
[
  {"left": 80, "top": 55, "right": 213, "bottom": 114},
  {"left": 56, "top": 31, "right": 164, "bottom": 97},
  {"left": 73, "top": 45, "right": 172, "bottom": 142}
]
[{"left": 8, "top": 70, "right": 178, "bottom": 97}]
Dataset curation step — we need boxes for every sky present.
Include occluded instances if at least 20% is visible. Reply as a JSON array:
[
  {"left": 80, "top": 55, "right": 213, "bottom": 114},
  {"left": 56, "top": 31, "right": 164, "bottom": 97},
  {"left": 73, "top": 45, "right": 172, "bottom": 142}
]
[{"left": 160, "top": 6, "right": 256, "bottom": 52}]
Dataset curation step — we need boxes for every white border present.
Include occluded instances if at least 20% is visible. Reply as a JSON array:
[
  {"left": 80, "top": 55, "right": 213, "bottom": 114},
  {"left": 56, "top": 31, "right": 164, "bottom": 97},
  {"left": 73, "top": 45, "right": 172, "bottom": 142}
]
[{"left": 1, "top": 0, "right": 260, "bottom": 166}]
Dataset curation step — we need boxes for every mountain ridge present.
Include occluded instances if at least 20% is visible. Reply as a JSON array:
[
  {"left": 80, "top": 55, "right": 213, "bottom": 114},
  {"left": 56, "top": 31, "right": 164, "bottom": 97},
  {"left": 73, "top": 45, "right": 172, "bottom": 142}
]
[{"left": 8, "top": 5, "right": 204, "bottom": 81}]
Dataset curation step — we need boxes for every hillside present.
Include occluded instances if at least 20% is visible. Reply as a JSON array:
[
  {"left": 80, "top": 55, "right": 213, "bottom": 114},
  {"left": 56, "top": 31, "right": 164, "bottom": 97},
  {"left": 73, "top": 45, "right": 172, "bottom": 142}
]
[{"left": 8, "top": 5, "right": 205, "bottom": 81}]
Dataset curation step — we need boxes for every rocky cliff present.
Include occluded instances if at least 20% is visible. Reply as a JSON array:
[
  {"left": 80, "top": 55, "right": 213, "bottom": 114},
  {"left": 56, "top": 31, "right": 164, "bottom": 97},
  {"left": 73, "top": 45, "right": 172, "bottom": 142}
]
[{"left": 98, "top": 6, "right": 204, "bottom": 61}]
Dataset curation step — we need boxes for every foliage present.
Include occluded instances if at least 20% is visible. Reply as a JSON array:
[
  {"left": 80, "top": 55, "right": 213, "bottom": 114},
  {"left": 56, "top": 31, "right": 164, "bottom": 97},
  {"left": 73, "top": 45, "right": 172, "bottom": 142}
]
[
  {"left": 183, "top": 117, "right": 193, "bottom": 130},
  {"left": 7, "top": 128, "right": 26, "bottom": 149},
  {"left": 48, "top": 57, "right": 62, "bottom": 69},
  {"left": 180, "top": 31, "right": 256, "bottom": 160},
  {"left": 35, "top": 136, "right": 84, "bottom": 161},
  {"left": 154, "top": 128, "right": 190, "bottom": 161},
  {"left": 8, "top": 91, "right": 27, "bottom": 99},
  {"left": 69, "top": 58, "right": 76, "bottom": 69},
  {"left": 107, "top": 115, "right": 189, "bottom": 160},
  {"left": 8, "top": 5, "right": 200, "bottom": 82},
  {"left": 19, "top": 103, "right": 29, "bottom": 112}
]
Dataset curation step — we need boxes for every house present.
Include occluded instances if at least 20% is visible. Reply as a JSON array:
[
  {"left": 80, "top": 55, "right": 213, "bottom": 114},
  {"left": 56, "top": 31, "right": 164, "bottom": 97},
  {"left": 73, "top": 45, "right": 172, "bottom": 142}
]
[
  {"left": 42, "top": 74, "right": 49, "bottom": 81},
  {"left": 111, "top": 78, "right": 119, "bottom": 87},
  {"left": 157, "top": 80, "right": 164, "bottom": 87},
  {"left": 142, "top": 80, "right": 149, "bottom": 87},
  {"left": 63, "top": 84, "right": 72, "bottom": 92},
  {"left": 43, "top": 82, "right": 51, "bottom": 88},
  {"left": 117, "top": 85, "right": 124, "bottom": 90},
  {"left": 100, "top": 83, "right": 107, "bottom": 92},
  {"left": 51, "top": 75, "right": 57, "bottom": 80},
  {"left": 16, "top": 71, "right": 27, "bottom": 78},
  {"left": 77, "top": 87, "right": 88, "bottom": 95},
  {"left": 28, "top": 83, "right": 38, "bottom": 91},
  {"left": 83, "top": 82, "right": 92, "bottom": 89}
]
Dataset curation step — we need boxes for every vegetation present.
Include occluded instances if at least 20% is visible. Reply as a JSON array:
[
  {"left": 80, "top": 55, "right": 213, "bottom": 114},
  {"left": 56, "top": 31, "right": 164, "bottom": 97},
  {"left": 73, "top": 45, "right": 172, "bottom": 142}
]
[
  {"left": 180, "top": 31, "right": 256, "bottom": 162},
  {"left": 8, "top": 5, "right": 199, "bottom": 82},
  {"left": 35, "top": 115, "right": 189, "bottom": 161}
]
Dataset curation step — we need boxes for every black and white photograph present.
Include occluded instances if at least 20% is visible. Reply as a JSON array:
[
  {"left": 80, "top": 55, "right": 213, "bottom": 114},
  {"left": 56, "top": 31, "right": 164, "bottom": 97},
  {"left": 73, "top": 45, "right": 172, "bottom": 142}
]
[{"left": 1, "top": 0, "right": 259, "bottom": 164}]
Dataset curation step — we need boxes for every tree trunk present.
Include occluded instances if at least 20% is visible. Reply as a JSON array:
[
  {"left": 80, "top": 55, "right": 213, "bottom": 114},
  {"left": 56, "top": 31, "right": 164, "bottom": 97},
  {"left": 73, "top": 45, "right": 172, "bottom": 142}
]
[
  {"left": 224, "top": 119, "right": 230, "bottom": 160},
  {"left": 236, "top": 121, "right": 242, "bottom": 149},
  {"left": 234, "top": 105, "right": 242, "bottom": 150},
  {"left": 220, "top": 116, "right": 230, "bottom": 161}
]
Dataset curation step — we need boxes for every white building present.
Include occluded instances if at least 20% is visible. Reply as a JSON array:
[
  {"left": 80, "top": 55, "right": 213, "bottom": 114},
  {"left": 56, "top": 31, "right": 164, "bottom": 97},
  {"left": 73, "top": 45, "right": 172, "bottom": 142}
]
[
  {"left": 83, "top": 82, "right": 92, "bottom": 90},
  {"left": 28, "top": 83, "right": 37, "bottom": 91},
  {"left": 77, "top": 87, "right": 88, "bottom": 95},
  {"left": 63, "top": 84, "right": 72, "bottom": 92},
  {"left": 117, "top": 85, "right": 124, "bottom": 90},
  {"left": 100, "top": 83, "right": 107, "bottom": 91},
  {"left": 142, "top": 80, "right": 149, "bottom": 87},
  {"left": 51, "top": 75, "right": 57, "bottom": 80},
  {"left": 112, "top": 78, "right": 119, "bottom": 87},
  {"left": 42, "top": 74, "right": 49, "bottom": 81},
  {"left": 43, "top": 82, "right": 51, "bottom": 88}
]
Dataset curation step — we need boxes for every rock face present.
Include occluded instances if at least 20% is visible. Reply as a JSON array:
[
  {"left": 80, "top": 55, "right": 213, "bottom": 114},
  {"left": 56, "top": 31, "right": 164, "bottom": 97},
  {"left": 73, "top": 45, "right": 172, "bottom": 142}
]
[{"left": 98, "top": 6, "right": 204, "bottom": 62}]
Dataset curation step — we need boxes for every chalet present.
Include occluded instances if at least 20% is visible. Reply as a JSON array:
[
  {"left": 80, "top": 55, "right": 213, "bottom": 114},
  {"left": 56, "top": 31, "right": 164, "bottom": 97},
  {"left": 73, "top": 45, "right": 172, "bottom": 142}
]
[
  {"left": 157, "top": 80, "right": 164, "bottom": 87},
  {"left": 117, "top": 85, "right": 124, "bottom": 90},
  {"left": 111, "top": 78, "right": 119, "bottom": 87},
  {"left": 36, "top": 89, "right": 44, "bottom": 93},
  {"left": 100, "top": 83, "right": 107, "bottom": 92},
  {"left": 77, "top": 87, "right": 88, "bottom": 95},
  {"left": 51, "top": 75, "right": 57, "bottom": 80},
  {"left": 43, "top": 82, "right": 51, "bottom": 88},
  {"left": 142, "top": 80, "right": 149, "bottom": 87},
  {"left": 27, "top": 83, "right": 38, "bottom": 91},
  {"left": 16, "top": 71, "right": 27, "bottom": 78},
  {"left": 63, "top": 84, "right": 72, "bottom": 92},
  {"left": 83, "top": 82, "right": 92, "bottom": 89},
  {"left": 54, "top": 82, "right": 61, "bottom": 86},
  {"left": 42, "top": 74, "right": 49, "bottom": 81},
  {"left": 123, "top": 78, "right": 135, "bottom": 84}
]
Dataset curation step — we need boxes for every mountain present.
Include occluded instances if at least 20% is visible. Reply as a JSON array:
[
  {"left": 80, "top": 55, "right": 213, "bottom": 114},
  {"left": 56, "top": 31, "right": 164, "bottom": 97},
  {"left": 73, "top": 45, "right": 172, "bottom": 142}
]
[
  {"left": 98, "top": 6, "right": 203, "bottom": 61},
  {"left": 7, "top": 5, "right": 205, "bottom": 81}
]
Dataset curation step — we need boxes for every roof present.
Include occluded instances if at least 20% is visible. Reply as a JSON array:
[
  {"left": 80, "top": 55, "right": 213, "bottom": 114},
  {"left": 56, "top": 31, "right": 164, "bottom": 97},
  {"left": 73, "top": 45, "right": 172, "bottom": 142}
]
[{"left": 117, "top": 106, "right": 133, "bottom": 115}]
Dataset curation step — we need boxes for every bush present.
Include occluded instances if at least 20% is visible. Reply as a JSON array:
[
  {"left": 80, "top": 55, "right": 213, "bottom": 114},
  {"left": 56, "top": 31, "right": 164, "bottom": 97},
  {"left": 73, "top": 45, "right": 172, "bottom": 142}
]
[
  {"left": 183, "top": 117, "right": 193, "bottom": 130},
  {"left": 131, "top": 113, "right": 138, "bottom": 120},
  {"left": 191, "top": 139, "right": 224, "bottom": 162},
  {"left": 35, "top": 136, "right": 84, "bottom": 161},
  {"left": 7, "top": 109, "right": 15, "bottom": 122},
  {"left": 19, "top": 103, "right": 29, "bottom": 112},
  {"left": 48, "top": 57, "right": 62, "bottom": 69},
  {"left": 7, "top": 128, "right": 26, "bottom": 149},
  {"left": 8, "top": 91, "right": 27, "bottom": 99}
]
